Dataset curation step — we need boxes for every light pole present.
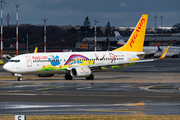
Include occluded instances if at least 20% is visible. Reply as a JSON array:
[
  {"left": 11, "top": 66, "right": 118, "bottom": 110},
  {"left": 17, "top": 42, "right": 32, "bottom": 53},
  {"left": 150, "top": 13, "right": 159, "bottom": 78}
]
[
  {"left": 94, "top": 20, "right": 98, "bottom": 51},
  {"left": 42, "top": 19, "right": 48, "bottom": 52},
  {"left": 26, "top": 33, "right": 28, "bottom": 53},
  {"left": 15, "top": 4, "right": 20, "bottom": 56},
  {"left": 154, "top": 12, "right": 158, "bottom": 41},
  {"left": 160, "top": 12, "right": 164, "bottom": 41},
  {"left": 0, "top": 1, "right": 5, "bottom": 58},
  {"left": 84, "top": 27, "right": 88, "bottom": 49}
]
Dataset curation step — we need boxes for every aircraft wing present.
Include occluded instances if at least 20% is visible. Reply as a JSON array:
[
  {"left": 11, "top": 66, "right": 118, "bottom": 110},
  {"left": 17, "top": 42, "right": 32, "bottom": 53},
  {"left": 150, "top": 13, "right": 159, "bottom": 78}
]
[
  {"left": 137, "top": 51, "right": 163, "bottom": 56},
  {"left": 88, "top": 58, "right": 154, "bottom": 69},
  {"left": 88, "top": 46, "right": 169, "bottom": 69}
]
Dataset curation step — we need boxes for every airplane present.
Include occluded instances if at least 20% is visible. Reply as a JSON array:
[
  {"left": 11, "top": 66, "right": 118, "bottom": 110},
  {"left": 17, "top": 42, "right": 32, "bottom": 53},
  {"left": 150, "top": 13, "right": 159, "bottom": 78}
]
[
  {"left": 115, "top": 31, "right": 180, "bottom": 58},
  {"left": 3, "top": 14, "right": 169, "bottom": 81},
  {"left": 154, "top": 46, "right": 180, "bottom": 58}
]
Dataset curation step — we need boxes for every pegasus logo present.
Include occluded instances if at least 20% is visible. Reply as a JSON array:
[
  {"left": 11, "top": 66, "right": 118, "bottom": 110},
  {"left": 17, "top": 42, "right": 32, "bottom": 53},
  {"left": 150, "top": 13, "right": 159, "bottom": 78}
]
[{"left": 129, "top": 17, "right": 146, "bottom": 48}]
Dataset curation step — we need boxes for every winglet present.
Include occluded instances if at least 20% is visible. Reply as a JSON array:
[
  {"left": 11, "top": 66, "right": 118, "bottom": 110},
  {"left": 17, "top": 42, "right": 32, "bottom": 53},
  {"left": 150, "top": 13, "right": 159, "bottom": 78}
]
[
  {"left": 34, "top": 47, "right": 38, "bottom": 53},
  {"left": 158, "top": 46, "right": 169, "bottom": 60}
]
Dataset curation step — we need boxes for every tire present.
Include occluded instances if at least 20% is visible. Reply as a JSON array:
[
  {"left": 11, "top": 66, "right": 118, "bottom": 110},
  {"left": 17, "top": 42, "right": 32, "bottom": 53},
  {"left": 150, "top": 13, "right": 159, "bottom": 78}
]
[
  {"left": 86, "top": 74, "right": 94, "bottom": 80},
  {"left": 17, "top": 77, "right": 22, "bottom": 81},
  {"left": 65, "top": 74, "right": 73, "bottom": 80}
]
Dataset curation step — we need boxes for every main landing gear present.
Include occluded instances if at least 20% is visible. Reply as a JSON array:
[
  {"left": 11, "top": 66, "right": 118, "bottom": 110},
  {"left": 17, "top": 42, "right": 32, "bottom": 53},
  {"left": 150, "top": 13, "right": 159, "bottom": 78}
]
[
  {"left": 65, "top": 74, "right": 73, "bottom": 80},
  {"left": 86, "top": 74, "right": 94, "bottom": 80},
  {"left": 64, "top": 74, "right": 94, "bottom": 80}
]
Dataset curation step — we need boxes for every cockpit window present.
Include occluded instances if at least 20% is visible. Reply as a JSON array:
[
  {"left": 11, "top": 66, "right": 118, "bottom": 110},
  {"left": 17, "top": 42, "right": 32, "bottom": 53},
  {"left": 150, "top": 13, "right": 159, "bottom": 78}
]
[
  {"left": 15, "top": 60, "right": 20, "bottom": 62},
  {"left": 10, "top": 60, "right": 20, "bottom": 63}
]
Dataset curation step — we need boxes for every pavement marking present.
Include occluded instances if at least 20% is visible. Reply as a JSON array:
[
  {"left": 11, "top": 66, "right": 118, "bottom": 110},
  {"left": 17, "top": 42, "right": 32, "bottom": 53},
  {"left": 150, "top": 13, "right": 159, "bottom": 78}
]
[
  {"left": 77, "top": 86, "right": 92, "bottom": 90},
  {"left": 161, "top": 73, "right": 180, "bottom": 75},
  {"left": 144, "top": 84, "right": 180, "bottom": 93},
  {"left": 85, "top": 110, "right": 143, "bottom": 113}
]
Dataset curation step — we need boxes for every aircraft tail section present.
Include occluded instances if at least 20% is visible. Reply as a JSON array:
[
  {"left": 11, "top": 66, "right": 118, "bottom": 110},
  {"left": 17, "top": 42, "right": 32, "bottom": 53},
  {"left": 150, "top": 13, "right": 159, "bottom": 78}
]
[
  {"left": 157, "top": 46, "right": 162, "bottom": 51},
  {"left": 114, "top": 31, "right": 126, "bottom": 47},
  {"left": 113, "top": 14, "right": 148, "bottom": 52},
  {"left": 34, "top": 47, "right": 38, "bottom": 53}
]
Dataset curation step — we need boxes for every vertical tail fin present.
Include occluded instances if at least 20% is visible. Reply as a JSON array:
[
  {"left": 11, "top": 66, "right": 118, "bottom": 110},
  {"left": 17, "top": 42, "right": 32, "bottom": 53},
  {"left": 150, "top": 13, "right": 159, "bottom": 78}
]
[
  {"left": 34, "top": 47, "right": 38, "bottom": 53},
  {"left": 113, "top": 14, "right": 148, "bottom": 52},
  {"left": 114, "top": 31, "right": 126, "bottom": 47},
  {"left": 157, "top": 46, "right": 162, "bottom": 51}
]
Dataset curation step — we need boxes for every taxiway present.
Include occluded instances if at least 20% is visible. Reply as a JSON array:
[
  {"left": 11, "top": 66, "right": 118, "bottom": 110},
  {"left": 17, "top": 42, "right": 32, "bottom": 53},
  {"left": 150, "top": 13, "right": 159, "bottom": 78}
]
[{"left": 0, "top": 58, "right": 180, "bottom": 115}]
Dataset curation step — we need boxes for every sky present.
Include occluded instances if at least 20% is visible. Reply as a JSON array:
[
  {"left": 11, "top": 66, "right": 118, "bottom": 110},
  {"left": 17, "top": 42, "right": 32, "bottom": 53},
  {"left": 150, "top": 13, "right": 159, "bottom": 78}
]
[{"left": 2, "top": 0, "right": 180, "bottom": 28}]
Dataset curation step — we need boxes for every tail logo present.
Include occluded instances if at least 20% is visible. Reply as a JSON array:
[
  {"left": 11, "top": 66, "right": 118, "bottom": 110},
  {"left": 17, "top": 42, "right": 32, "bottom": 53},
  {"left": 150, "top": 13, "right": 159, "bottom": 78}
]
[
  {"left": 116, "top": 35, "right": 124, "bottom": 42},
  {"left": 129, "top": 16, "right": 146, "bottom": 48}
]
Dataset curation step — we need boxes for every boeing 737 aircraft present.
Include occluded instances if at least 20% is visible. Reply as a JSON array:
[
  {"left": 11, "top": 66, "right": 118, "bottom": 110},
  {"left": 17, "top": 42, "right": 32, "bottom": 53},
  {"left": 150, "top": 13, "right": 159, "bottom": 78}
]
[{"left": 3, "top": 14, "right": 169, "bottom": 81}]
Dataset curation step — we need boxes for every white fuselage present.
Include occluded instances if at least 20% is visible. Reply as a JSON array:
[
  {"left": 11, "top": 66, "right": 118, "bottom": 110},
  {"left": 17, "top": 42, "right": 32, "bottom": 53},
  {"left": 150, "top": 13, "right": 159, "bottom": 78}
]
[
  {"left": 3, "top": 51, "right": 143, "bottom": 75},
  {"left": 143, "top": 46, "right": 159, "bottom": 53}
]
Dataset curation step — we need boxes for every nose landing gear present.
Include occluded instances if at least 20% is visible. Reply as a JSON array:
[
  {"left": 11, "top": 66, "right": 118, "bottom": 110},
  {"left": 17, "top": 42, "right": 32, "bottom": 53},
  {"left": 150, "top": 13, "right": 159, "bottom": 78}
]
[
  {"left": 15, "top": 73, "right": 23, "bottom": 81},
  {"left": 17, "top": 77, "right": 23, "bottom": 81}
]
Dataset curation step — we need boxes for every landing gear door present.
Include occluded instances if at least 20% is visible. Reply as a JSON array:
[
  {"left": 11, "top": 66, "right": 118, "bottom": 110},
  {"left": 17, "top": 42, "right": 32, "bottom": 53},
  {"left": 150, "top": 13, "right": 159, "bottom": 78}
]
[{"left": 25, "top": 56, "right": 32, "bottom": 67}]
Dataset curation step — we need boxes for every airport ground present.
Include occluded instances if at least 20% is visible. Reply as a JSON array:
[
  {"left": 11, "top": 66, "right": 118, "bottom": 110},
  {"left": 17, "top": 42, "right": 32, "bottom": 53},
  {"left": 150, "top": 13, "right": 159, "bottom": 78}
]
[{"left": 0, "top": 58, "right": 180, "bottom": 118}]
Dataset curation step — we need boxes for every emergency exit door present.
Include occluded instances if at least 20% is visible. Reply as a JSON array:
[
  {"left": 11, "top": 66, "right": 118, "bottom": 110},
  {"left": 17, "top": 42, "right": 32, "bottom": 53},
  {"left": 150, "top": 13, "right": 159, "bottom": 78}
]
[{"left": 25, "top": 56, "right": 32, "bottom": 67}]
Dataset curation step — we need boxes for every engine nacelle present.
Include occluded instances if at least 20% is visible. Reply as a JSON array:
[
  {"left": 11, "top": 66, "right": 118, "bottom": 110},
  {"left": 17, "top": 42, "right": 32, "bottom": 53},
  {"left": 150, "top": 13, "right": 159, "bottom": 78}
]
[{"left": 70, "top": 66, "right": 91, "bottom": 77}]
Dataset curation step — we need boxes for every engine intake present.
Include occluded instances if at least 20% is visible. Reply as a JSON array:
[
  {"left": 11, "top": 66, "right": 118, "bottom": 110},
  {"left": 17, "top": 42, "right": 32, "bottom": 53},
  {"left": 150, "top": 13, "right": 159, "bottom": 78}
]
[{"left": 70, "top": 66, "right": 91, "bottom": 77}]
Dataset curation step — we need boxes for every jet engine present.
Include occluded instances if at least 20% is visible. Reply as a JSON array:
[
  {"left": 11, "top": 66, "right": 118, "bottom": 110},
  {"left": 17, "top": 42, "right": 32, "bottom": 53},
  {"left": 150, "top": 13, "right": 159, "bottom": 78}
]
[{"left": 70, "top": 66, "right": 91, "bottom": 77}]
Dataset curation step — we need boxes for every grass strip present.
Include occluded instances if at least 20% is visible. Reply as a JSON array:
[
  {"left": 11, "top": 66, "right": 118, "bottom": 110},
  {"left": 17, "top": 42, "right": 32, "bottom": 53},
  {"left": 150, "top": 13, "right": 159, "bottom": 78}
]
[{"left": 0, "top": 115, "right": 180, "bottom": 120}]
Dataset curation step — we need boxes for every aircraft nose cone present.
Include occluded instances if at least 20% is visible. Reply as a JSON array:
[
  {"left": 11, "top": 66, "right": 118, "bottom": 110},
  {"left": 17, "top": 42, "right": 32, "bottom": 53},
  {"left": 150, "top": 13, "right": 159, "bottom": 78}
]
[
  {"left": 3, "top": 63, "right": 11, "bottom": 72},
  {"left": 3, "top": 63, "right": 7, "bottom": 70}
]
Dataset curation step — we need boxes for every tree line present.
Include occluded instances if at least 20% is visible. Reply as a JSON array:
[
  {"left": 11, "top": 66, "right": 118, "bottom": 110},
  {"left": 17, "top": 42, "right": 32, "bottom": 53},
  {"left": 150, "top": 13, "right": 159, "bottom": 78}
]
[
  {"left": 3, "top": 17, "right": 116, "bottom": 49},
  {"left": 2, "top": 16, "right": 180, "bottom": 49}
]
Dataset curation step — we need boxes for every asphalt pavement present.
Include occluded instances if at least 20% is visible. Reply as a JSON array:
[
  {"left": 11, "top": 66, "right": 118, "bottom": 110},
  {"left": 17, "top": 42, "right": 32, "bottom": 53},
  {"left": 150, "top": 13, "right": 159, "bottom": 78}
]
[{"left": 0, "top": 58, "right": 180, "bottom": 115}]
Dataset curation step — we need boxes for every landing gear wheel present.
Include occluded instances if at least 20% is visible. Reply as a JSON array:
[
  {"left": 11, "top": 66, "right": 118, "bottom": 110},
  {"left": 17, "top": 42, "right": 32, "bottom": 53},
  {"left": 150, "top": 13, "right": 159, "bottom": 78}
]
[
  {"left": 65, "top": 74, "right": 73, "bottom": 80},
  {"left": 17, "top": 77, "right": 22, "bottom": 81},
  {"left": 86, "top": 74, "right": 94, "bottom": 80}
]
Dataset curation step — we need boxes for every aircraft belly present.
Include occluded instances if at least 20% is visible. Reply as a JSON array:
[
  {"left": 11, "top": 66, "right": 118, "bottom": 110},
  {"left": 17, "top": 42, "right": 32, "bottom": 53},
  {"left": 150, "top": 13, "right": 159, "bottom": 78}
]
[{"left": 18, "top": 70, "right": 66, "bottom": 75}]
